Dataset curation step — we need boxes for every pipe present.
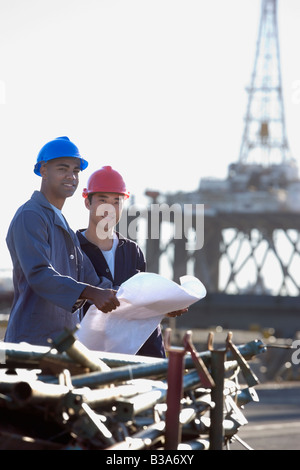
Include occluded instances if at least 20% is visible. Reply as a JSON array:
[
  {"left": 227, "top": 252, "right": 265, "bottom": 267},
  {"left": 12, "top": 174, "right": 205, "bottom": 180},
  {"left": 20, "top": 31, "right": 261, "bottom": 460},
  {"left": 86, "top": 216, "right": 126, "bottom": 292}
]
[
  {"left": 50, "top": 351, "right": 247, "bottom": 389},
  {"left": 165, "top": 347, "right": 186, "bottom": 450},
  {"left": 106, "top": 421, "right": 165, "bottom": 450},
  {"left": 51, "top": 329, "right": 110, "bottom": 372},
  {"left": 0, "top": 339, "right": 267, "bottom": 372},
  {"left": 209, "top": 349, "right": 226, "bottom": 450}
]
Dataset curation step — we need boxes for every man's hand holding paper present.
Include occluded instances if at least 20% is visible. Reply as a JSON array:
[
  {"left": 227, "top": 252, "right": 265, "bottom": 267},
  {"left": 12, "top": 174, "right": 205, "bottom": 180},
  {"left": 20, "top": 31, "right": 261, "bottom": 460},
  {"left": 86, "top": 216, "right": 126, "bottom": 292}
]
[{"left": 76, "top": 272, "right": 206, "bottom": 355}]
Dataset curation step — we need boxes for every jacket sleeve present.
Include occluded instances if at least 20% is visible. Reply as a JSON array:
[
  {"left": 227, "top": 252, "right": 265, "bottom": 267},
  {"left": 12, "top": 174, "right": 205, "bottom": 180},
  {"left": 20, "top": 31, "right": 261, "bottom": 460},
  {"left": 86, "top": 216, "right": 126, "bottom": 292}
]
[
  {"left": 81, "top": 255, "right": 114, "bottom": 316},
  {"left": 10, "top": 209, "right": 97, "bottom": 312}
]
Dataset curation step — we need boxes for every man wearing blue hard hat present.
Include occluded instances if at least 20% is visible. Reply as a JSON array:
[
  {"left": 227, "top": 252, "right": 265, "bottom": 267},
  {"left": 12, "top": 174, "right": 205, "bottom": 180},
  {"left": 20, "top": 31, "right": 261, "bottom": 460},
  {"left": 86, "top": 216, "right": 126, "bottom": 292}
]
[{"left": 4, "top": 136, "right": 119, "bottom": 346}]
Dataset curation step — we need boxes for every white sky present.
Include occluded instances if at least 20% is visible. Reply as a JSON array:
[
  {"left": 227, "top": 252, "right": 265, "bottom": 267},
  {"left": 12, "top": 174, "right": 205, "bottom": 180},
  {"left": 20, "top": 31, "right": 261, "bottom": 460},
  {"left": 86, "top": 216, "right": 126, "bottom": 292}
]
[{"left": 0, "top": 0, "right": 300, "bottom": 272}]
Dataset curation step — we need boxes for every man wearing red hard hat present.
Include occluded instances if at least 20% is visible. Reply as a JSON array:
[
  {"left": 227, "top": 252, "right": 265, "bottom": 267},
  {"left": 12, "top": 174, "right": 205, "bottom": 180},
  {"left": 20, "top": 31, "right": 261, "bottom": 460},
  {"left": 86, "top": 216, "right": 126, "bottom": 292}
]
[{"left": 77, "top": 166, "right": 187, "bottom": 358}]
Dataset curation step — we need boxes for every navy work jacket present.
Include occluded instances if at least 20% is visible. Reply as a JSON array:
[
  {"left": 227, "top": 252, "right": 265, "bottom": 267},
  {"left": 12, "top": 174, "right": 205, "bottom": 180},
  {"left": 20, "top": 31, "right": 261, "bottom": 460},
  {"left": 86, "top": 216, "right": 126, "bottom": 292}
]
[
  {"left": 5, "top": 191, "right": 109, "bottom": 346},
  {"left": 76, "top": 229, "right": 166, "bottom": 358}
]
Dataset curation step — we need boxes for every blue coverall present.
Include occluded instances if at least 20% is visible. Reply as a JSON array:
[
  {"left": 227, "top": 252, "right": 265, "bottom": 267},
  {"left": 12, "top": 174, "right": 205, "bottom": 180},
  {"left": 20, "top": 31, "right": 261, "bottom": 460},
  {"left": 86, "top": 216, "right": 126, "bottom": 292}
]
[{"left": 5, "top": 191, "right": 111, "bottom": 346}]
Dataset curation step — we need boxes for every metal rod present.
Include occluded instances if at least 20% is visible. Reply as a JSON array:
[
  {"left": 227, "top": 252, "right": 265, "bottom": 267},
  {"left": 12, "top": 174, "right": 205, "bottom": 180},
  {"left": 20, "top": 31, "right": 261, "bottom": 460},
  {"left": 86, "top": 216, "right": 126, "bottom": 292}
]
[
  {"left": 0, "top": 339, "right": 267, "bottom": 371},
  {"left": 106, "top": 421, "right": 165, "bottom": 450},
  {"left": 51, "top": 329, "right": 110, "bottom": 372},
  {"left": 209, "top": 349, "right": 226, "bottom": 450},
  {"left": 165, "top": 347, "right": 186, "bottom": 450}
]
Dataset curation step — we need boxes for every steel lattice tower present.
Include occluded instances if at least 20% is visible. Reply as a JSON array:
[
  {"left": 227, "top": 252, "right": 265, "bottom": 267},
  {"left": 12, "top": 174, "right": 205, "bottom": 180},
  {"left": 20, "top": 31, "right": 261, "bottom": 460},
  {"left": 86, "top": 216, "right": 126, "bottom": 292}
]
[
  {"left": 142, "top": 0, "right": 300, "bottom": 297},
  {"left": 238, "top": 0, "right": 290, "bottom": 167}
]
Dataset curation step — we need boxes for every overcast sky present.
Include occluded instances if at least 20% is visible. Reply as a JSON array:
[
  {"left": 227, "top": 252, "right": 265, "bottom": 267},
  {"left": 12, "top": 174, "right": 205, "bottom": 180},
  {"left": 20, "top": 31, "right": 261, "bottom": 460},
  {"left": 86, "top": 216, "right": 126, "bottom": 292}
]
[{"left": 0, "top": 0, "right": 300, "bottom": 272}]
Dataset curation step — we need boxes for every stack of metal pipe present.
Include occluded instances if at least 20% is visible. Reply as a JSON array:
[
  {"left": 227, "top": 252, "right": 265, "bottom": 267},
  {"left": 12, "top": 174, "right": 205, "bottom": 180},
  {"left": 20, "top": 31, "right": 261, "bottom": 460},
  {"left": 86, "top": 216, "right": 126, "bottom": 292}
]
[{"left": 0, "top": 328, "right": 266, "bottom": 450}]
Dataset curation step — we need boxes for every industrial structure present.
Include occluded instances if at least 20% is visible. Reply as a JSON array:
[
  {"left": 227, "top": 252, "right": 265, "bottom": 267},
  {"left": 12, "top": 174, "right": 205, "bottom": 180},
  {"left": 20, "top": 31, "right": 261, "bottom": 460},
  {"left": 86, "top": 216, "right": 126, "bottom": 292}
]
[{"left": 143, "top": 0, "right": 300, "bottom": 300}]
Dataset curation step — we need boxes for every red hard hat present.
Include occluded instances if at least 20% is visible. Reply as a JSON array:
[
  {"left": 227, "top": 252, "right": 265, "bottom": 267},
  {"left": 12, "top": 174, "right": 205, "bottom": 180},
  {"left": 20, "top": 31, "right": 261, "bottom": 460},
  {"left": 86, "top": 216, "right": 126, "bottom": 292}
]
[{"left": 82, "top": 166, "right": 130, "bottom": 199}]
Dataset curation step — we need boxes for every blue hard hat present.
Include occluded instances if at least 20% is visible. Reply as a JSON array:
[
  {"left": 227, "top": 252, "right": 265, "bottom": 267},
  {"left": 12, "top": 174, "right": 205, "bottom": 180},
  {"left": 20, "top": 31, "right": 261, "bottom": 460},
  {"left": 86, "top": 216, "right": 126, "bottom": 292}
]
[{"left": 34, "top": 136, "right": 88, "bottom": 176}]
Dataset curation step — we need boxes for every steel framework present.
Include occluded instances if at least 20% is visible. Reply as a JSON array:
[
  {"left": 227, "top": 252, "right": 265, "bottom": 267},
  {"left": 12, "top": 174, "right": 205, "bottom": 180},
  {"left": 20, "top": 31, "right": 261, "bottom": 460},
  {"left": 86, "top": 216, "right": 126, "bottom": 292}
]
[{"left": 136, "top": 0, "right": 300, "bottom": 297}]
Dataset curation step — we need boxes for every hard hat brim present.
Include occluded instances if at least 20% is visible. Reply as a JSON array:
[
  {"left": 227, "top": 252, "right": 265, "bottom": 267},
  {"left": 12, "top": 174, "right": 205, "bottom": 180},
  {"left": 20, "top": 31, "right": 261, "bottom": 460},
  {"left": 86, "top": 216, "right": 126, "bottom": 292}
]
[{"left": 34, "top": 156, "right": 88, "bottom": 176}]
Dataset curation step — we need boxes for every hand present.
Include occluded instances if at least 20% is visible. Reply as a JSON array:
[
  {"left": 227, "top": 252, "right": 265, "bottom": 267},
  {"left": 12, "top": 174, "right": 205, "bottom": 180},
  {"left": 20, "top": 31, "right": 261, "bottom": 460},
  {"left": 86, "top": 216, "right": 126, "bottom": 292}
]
[
  {"left": 165, "top": 308, "right": 188, "bottom": 318},
  {"left": 80, "top": 286, "right": 120, "bottom": 313},
  {"left": 93, "top": 289, "right": 120, "bottom": 313}
]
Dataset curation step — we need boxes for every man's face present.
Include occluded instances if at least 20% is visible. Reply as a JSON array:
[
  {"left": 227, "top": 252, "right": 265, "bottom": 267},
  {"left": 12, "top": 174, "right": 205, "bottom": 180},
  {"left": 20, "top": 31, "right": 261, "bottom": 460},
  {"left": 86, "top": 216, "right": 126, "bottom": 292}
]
[
  {"left": 85, "top": 192, "right": 125, "bottom": 235},
  {"left": 40, "top": 157, "right": 81, "bottom": 200}
]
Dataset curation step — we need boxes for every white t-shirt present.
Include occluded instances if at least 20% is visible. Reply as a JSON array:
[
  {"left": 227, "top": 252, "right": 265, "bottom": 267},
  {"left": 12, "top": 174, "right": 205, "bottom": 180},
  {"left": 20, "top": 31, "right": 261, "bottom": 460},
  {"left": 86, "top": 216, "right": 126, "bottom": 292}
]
[
  {"left": 100, "top": 233, "right": 118, "bottom": 279},
  {"left": 82, "top": 230, "right": 118, "bottom": 279}
]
